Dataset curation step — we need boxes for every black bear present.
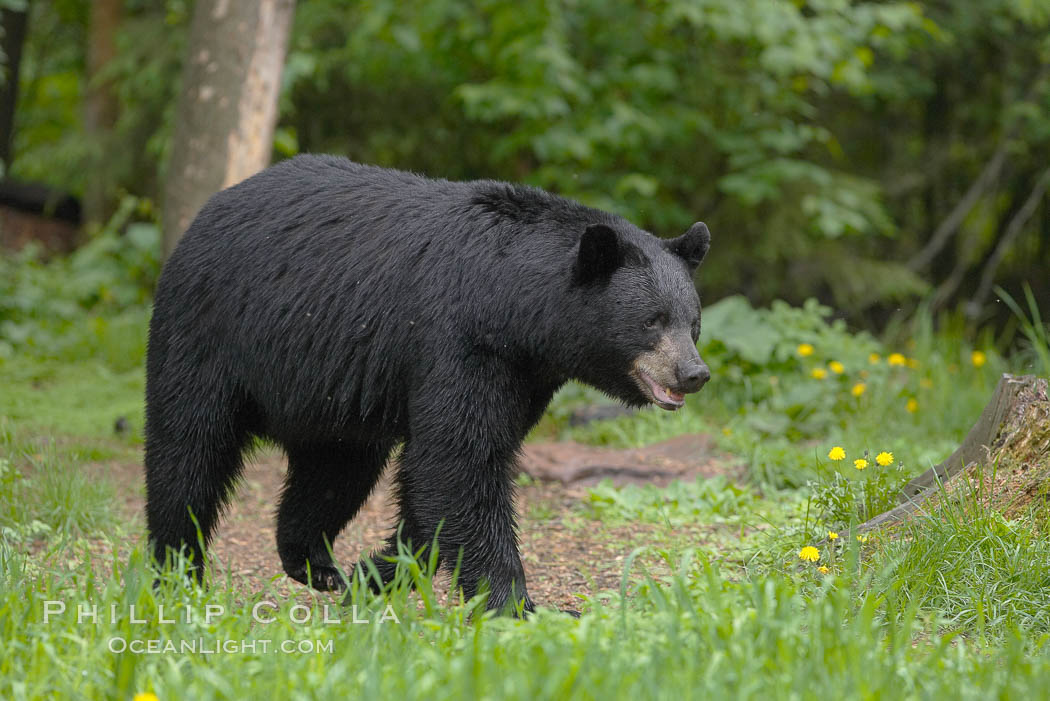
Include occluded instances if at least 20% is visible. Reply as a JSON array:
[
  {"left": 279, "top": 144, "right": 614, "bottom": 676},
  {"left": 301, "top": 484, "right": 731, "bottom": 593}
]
[{"left": 144, "top": 155, "right": 711, "bottom": 613}]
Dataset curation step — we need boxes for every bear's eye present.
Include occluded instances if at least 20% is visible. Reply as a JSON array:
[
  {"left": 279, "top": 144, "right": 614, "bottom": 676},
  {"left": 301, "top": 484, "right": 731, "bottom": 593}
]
[{"left": 644, "top": 314, "right": 666, "bottom": 330}]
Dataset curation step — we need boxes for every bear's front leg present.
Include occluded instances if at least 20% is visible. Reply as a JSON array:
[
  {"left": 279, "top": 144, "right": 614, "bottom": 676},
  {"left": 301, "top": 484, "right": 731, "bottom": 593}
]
[
  {"left": 383, "top": 434, "right": 534, "bottom": 614},
  {"left": 368, "top": 367, "right": 537, "bottom": 614}
]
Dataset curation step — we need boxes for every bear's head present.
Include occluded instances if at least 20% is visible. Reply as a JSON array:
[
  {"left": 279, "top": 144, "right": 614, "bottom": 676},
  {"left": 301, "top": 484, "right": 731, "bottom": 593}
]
[{"left": 572, "top": 221, "right": 711, "bottom": 411}]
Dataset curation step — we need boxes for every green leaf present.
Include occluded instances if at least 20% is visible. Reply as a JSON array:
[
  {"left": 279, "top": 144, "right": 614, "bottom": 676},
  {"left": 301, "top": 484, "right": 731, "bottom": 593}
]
[{"left": 702, "top": 296, "right": 780, "bottom": 366}]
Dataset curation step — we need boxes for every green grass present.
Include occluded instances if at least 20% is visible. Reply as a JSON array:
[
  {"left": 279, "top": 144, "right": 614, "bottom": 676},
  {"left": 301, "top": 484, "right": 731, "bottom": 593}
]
[
  {"left": 0, "top": 430, "right": 118, "bottom": 541},
  {"left": 876, "top": 484, "right": 1050, "bottom": 638},
  {"left": 5, "top": 536, "right": 1050, "bottom": 699},
  {"left": 0, "top": 355, "right": 145, "bottom": 442}
]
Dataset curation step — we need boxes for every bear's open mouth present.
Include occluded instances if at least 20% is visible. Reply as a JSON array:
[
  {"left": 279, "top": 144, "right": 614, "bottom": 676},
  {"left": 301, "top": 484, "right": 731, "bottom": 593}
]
[{"left": 636, "top": 369, "right": 685, "bottom": 411}]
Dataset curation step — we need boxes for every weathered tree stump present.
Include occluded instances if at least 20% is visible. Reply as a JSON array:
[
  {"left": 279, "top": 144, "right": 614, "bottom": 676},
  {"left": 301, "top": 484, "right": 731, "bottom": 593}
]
[{"left": 856, "top": 374, "right": 1049, "bottom": 532}]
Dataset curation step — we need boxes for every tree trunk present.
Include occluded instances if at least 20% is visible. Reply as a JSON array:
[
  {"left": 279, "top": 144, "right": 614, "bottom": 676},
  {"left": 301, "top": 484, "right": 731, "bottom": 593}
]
[
  {"left": 0, "top": 2, "right": 30, "bottom": 170},
  {"left": 83, "top": 0, "right": 122, "bottom": 226},
  {"left": 162, "top": 0, "right": 296, "bottom": 259}
]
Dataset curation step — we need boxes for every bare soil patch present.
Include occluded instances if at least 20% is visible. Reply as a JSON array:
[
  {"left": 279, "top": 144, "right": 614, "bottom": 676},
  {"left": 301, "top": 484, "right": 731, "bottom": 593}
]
[{"left": 89, "top": 435, "right": 739, "bottom": 611}]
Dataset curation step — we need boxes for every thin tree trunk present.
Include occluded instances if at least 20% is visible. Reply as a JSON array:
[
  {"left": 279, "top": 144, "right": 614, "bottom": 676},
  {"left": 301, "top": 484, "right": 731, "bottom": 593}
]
[
  {"left": 968, "top": 168, "right": 1050, "bottom": 314},
  {"left": 908, "top": 68, "right": 1048, "bottom": 274},
  {"left": 162, "top": 0, "right": 296, "bottom": 259},
  {"left": 83, "top": 0, "right": 122, "bottom": 226},
  {"left": 907, "top": 143, "right": 1007, "bottom": 272},
  {"left": 0, "top": 2, "right": 30, "bottom": 169}
]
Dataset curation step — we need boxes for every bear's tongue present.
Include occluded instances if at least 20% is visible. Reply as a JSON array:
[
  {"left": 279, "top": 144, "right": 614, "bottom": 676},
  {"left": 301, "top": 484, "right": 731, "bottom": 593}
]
[
  {"left": 640, "top": 371, "right": 685, "bottom": 408},
  {"left": 654, "top": 385, "right": 685, "bottom": 405}
]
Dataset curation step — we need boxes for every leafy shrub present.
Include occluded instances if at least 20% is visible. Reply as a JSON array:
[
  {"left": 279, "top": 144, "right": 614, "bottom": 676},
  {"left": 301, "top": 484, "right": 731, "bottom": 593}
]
[
  {"left": 0, "top": 196, "right": 159, "bottom": 368},
  {"left": 701, "top": 295, "right": 883, "bottom": 440}
]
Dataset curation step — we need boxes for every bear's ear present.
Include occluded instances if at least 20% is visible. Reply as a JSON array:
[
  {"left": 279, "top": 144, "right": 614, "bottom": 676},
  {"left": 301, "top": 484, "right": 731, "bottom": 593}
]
[
  {"left": 574, "top": 224, "right": 624, "bottom": 285},
  {"left": 665, "top": 222, "right": 710, "bottom": 273}
]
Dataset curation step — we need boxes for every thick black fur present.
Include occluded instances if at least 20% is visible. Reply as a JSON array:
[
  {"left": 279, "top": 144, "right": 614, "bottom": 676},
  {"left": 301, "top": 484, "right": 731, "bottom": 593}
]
[{"left": 144, "top": 155, "right": 710, "bottom": 613}]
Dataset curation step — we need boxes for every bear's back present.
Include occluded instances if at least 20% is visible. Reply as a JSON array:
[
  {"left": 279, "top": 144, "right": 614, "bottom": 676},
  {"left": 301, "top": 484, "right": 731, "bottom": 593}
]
[{"left": 150, "top": 156, "right": 603, "bottom": 438}]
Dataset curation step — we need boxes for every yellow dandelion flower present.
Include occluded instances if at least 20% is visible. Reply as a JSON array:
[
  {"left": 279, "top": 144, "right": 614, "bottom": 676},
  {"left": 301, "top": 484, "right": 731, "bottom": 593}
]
[
  {"left": 799, "top": 546, "right": 820, "bottom": 562},
  {"left": 856, "top": 534, "right": 869, "bottom": 543},
  {"left": 906, "top": 398, "right": 918, "bottom": 413},
  {"left": 828, "top": 446, "right": 846, "bottom": 461},
  {"left": 876, "top": 451, "right": 894, "bottom": 466},
  {"left": 818, "top": 566, "right": 830, "bottom": 574},
  {"left": 851, "top": 383, "right": 866, "bottom": 397},
  {"left": 971, "top": 350, "right": 987, "bottom": 368},
  {"left": 797, "top": 343, "right": 815, "bottom": 357},
  {"left": 829, "top": 360, "right": 845, "bottom": 374},
  {"left": 722, "top": 427, "right": 732, "bottom": 437},
  {"left": 906, "top": 357, "right": 919, "bottom": 369},
  {"left": 854, "top": 458, "right": 869, "bottom": 470},
  {"left": 868, "top": 353, "right": 881, "bottom": 365},
  {"left": 133, "top": 694, "right": 159, "bottom": 701},
  {"left": 811, "top": 368, "right": 827, "bottom": 379},
  {"left": 920, "top": 378, "right": 933, "bottom": 389},
  {"left": 887, "top": 353, "right": 907, "bottom": 367},
  {"left": 828, "top": 531, "right": 839, "bottom": 540}
]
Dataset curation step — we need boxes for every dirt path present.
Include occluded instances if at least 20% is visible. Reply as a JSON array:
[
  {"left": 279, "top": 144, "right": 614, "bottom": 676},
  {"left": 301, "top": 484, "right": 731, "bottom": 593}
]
[{"left": 94, "top": 437, "right": 741, "bottom": 611}]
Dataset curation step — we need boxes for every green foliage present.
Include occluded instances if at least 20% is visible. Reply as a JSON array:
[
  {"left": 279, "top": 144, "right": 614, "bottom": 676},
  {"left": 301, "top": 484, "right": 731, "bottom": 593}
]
[
  {"left": 0, "top": 197, "right": 156, "bottom": 440},
  {"left": 700, "top": 296, "right": 884, "bottom": 440},
  {"left": 4, "top": 1, "right": 87, "bottom": 182},
  {"left": 0, "top": 196, "right": 160, "bottom": 367},
  {"left": 585, "top": 476, "right": 754, "bottom": 526},
  {"left": 0, "top": 355, "right": 146, "bottom": 439},
  {"left": 560, "top": 295, "right": 1001, "bottom": 490},
  {"left": 809, "top": 450, "right": 910, "bottom": 528},
  {"left": 7, "top": 0, "right": 185, "bottom": 201}
]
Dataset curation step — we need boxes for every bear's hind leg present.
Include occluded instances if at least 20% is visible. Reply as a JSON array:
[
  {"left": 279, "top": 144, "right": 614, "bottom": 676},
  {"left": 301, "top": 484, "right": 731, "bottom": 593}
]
[
  {"left": 144, "top": 403, "right": 249, "bottom": 582},
  {"left": 277, "top": 440, "right": 391, "bottom": 591}
]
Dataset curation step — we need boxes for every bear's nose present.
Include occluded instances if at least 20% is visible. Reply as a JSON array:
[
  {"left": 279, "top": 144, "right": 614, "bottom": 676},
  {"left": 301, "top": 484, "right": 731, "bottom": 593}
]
[{"left": 678, "top": 363, "right": 711, "bottom": 392}]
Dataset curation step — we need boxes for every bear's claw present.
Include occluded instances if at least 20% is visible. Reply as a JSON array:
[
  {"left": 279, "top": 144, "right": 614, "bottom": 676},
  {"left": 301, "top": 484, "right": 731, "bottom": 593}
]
[{"left": 285, "top": 563, "right": 348, "bottom": 592}]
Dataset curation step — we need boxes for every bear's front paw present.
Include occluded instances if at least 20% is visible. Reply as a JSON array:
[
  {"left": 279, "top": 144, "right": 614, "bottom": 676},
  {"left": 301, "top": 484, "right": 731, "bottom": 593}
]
[{"left": 284, "top": 562, "right": 348, "bottom": 592}]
